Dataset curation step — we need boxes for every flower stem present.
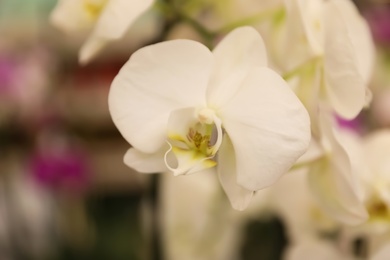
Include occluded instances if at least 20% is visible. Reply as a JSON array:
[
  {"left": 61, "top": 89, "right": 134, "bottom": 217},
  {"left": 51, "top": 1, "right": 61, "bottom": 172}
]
[
  {"left": 155, "top": 0, "right": 216, "bottom": 48},
  {"left": 177, "top": 12, "right": 216, "bottom": 47},
  {"left": 216, "top": 7, "right": 284, "bottom": 35}
]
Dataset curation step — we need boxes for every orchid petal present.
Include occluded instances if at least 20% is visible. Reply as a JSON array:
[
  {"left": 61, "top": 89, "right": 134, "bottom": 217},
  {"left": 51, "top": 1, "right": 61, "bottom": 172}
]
[
  {"left": 323, "top": 0, "right": 368, "bottom": 119},
  {"left": 217, "top": 135, "right": 254, "bottom": 211},
  {"left": 109, "top": 40, "right": 213, "bottom": 153},
  {"left": 327, "top": 0, "right": 375, "bottom": 85},
  {"left": 363, "top": 130, "right": 390, "bottom": 207},
  {"left": 94, "top": 0, "right": 154, "bottom": 40},
  {"left": 286, "top": 239, "right": 343, "bottom": 260},
  {"left": 277, "top": 0, "right": 319, "bottom": 70},
  {"left": 124, "top": 147, "right": 168, "bottom": 173},
  {"left": 288, "top": 0, "right": 324, "bottom": 56},
  {"left": 296, "top": 138, "right": 324, "bottom": 165},
  {"left": 80, "top": 0, "right": 154, "bottom": 62},
  {"left": 79, "top": 37, "right": 107, "bottom": 64},
  {"left": 166, "top": 107, "right": 198, "bottom": 144},
  {"left": 220, "top": 67, "right": 311, "bottom": 191},
  {"left": 207, "top": 27, "right": 268, "bottom": 108},
  {"left": 308, "top": 112, "right": 368, "bottom": 225},
  {"left": 372, "top": 244, "right": 390, "bottom": 260},
  {"left": 364, "top": 130, "right": 390, "bottom": 183},
  {"left": 50, "top": 0, "right": 96, "bottom": 33}
]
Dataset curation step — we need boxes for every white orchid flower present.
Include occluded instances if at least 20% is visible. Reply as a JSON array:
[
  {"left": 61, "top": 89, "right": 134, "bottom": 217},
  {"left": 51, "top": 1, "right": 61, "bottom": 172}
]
[
  {"left": 272, "top": 0, "right": 374, "bottom": 120},
  {"left": 305, "top": 110, "right": 368, "bottom": 225},
  {"left": 109, "top": 26, "right": 311, "bottom": 210},
  {"left": 50, "top": 0, "right": 154, "bottom": 63}
]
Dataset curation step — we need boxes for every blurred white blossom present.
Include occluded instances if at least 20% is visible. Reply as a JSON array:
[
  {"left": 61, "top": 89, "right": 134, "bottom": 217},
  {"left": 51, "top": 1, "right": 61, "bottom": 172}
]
[
  {"left": 50, "top": 0, "right": 155, "bottom": 63},
  {"left": 160, "top": 172, "right": 243, "bottom": 260},
  {"left": 263, "top": 0, "right": 374, "bottom": 120}
]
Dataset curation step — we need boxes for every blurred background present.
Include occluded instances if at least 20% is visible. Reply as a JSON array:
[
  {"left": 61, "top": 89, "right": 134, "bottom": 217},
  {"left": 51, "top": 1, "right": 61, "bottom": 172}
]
[{"left": 1, "top": 0, "right": 390, "bottom": 259}]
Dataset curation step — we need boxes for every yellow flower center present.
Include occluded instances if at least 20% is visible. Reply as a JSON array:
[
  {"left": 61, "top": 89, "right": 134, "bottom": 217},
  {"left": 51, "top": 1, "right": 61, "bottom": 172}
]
[{"left": 164, "top": 107, "right": 223, "bottom": 176}]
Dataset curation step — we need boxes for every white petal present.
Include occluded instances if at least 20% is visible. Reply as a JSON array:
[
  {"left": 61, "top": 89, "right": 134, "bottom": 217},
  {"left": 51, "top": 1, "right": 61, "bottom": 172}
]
[
  {"left": 207, "top": 26, "right": 268, "bottom": 108},
  {"left": 79, "top": 37, "right": 107, "bottom": 64},
  {"left": 308, "top": 157, "right": 368, "bottom": 225},
  {"left": 275, "top": 0, "right": 321, "bottom": 71},
  {"left": 287, "top": 0, "right": 324, "bottom": 56},
  {"left": 323, "top": 0, "right": 368, "bottom": 119},
  {"left": 124, "top": 147, "right": 168, "bottom": 173},
  {"left": 93, "top": 0, "right": 154, "bottom": 40},
  {"left": 327, "top": 0, "right": 375, "bottom": 85},
  {"left": 166, "top": 107, "right": 198, "bottom": 142},
  {"left": 50, "top": 0, "right": 95, "bottom": 33},
  {"left": 220, "top": 67, "right": 311, "bottom": 191},
  {"left": 371, "top": 244, "right": 390, "bottom": 260},
  {"left": 286, "top": 239, "right": 343, "bottom": 260},
  {"left": 363, "top": 130, "right": 390, "bottom": 208},
  {"left": 296, "top": 138, "right": 324, "bottom": 165},
  {"left": 272, "top": 170, "right": 338, "bottom": 242},
  {"left": 80, "top": 0, "right": 155, "bottom": 62},
  {"left": 109, "top": 40, "right": 213, "bottom": 153},
  {"left": 160, "top": 170, "right": 222, "bottom": 260},
  {"left": 364, "top": 130, "right": 390, "bottom": 183},
  {"left": 217, "top": 135, "right": 254, "bottom": 211},
  {"left": 308, "top": 112, "right": 368, "bottom": 225}
]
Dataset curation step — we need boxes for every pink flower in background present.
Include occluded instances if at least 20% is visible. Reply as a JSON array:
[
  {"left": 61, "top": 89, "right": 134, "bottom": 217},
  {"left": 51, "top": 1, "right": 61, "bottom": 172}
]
[
  {"left": 29, "top": 133, "right": 91, "bottom": 194},
  {"left": 0, "top": 57, "right": 17, "bottom": 93},
  {"left": 365, "top": 6, "right": 390, "bottom": 46},
  {"left": 0, "top": 46, "right": 53, "bottom": 116}
]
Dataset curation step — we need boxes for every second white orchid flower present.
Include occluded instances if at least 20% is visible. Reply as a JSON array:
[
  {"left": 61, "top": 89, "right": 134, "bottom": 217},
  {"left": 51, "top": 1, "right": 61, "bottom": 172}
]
[
  {"left": 109, "top": 27, "right": 311, "bottom": 210},
  {"left": 50, "top": 0, "right": 154, "bottom": 63},
  {"left": 271, "top": 0, "right": 374, "bottom": 120}
]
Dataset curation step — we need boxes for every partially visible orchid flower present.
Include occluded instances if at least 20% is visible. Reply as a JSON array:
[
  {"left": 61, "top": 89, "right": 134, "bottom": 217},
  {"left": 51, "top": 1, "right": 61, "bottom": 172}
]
[
  {"left": 305, "top": 111, "right": 368, "bottom": 225},
  {"left": 284, "top": 125, "right": 390, "bottom": 257},
  {"left": 267, "top": 0, "right": 374, "bottom": 120},
  {"left": 109, "top": 26, "right": 311, "bottom": 210},
  {"left": 160, "top": 171, "right": 243, "bottom": 260},
  {"left": 50, "top": 0, "right": 155, "bottom": 64},
  {"left": 261, "top": 0, "right": 375, "bottom": 226}
]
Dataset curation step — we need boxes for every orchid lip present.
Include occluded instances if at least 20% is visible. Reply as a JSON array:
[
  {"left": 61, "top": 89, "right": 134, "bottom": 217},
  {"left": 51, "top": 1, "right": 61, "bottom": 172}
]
[{"left": 164, "top": 107, "right": 223, "bottom": 175}]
